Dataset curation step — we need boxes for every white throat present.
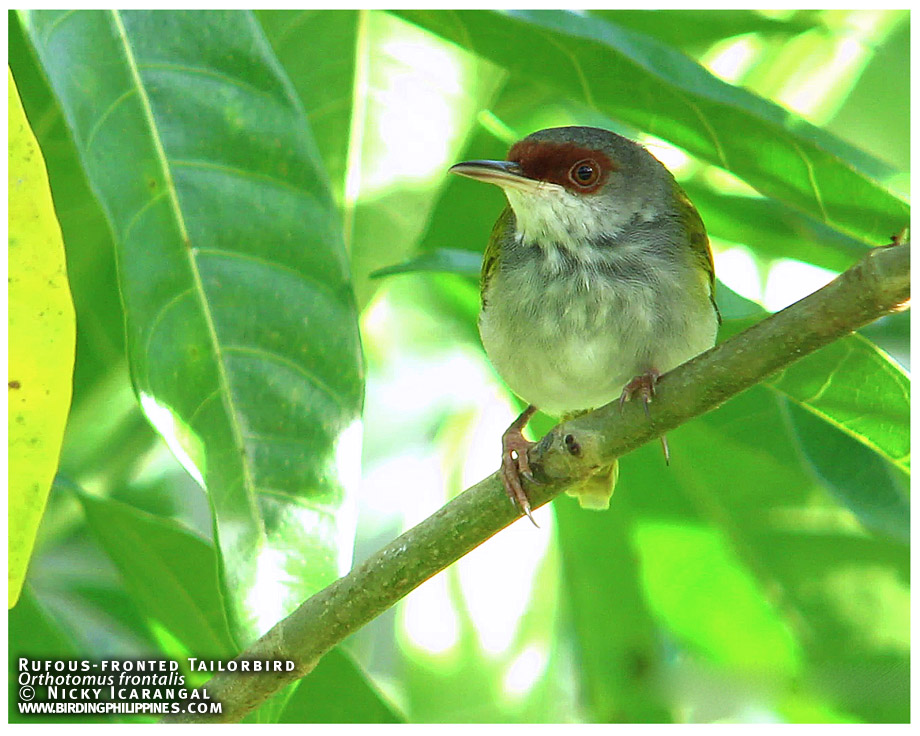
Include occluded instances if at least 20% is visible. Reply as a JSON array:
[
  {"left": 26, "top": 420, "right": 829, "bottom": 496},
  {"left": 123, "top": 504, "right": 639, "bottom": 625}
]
[{"left": 504, "top": 186, "right": 633, "bottom": 252}]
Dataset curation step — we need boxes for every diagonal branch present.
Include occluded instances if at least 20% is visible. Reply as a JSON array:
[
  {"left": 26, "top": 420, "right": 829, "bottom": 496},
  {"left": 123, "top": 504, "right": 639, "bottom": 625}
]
[{"left": 167, "top": 240, "right": 909, "bottom": 723}]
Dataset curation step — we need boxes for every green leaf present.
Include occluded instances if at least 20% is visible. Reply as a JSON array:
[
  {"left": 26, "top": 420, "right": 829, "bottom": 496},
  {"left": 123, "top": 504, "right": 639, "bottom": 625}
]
[
  {"left": 718, "top": 311, "right": 908, "bottom": 543},
  {"left": 554, "top": 502, "right": 670, "bottom": 722},
  {"left": 713, "top": 281, "right": 763, "bottom": 321},
  {"left": 766, "top": 334, "right": 910, "bottom": 473},
  {"left": 277, "top": 648, "right": 403, "bottom": 723},
  {"left": 633, "top": 521, "right": 802, "bottom": 676},
  {"left": 784, "top": 400, "right": 908, "bottom": 543},
  {"left": 9, "top": 587, "right": 91, "bottom": 724},
  {"left": 256, "top": 10, "right": 358, "bottom": 204},
  {"left": 8, "top": 65, "right": 76, "bottom": 608},
  {"left": 9, "top": 13, "right": 128, "bottom": 407},
  {"left": 714, "top": 295, "right": 908, "bottom": 481},
  {"left": 859, "top": 311, "right": 908, "bottom": 371},
  {"left": 9, "top": 585, "right": 77, "bottom": 658},
  {"left": 370, "top": 248, "right": 482, "bottom": 279},
  {"left": 392, "top": 10, "right": 908, "bottom": 244},
  {"left": 682, "top": 181, "right": 869, "bottom": 273},
  {"left": 21, "top": 9, "right": 364, "bottom": 642},
  {"left": 749, "top": 530, "right": 909, "bottom": 722},
  {"left": 592, "top": 9, "right": 818, "bottom": 52},
  {"left": 24, "top": 505, "right": 160, "bottom": 659},
  {"left": 78, "top": 492, "right": 237, "bottom": 658},
  {"left": 9, "top": 13, "right": 127, "bottom": 402}
]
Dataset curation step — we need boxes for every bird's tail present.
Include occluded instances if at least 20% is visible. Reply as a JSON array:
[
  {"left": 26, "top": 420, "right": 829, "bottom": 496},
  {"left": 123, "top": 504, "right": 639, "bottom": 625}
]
[{"left": 565, "top": 460, "right": 619, "bottom": 510}]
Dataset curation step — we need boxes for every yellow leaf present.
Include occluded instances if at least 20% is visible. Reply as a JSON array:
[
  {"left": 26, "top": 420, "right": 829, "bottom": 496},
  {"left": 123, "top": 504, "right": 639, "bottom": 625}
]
[{"left": 8, "top": 66, "right": 76, "bottom": 607}]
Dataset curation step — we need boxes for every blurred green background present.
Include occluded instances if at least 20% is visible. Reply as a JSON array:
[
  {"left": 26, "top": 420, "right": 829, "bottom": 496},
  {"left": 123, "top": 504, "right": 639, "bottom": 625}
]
[{"left": 9, "top": 9, "right": 909, "bottom": 724}]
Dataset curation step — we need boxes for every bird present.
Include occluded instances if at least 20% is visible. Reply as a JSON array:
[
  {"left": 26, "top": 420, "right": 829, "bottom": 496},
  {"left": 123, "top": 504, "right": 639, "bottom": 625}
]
[{"left": 449, "top": 126, "right": 720, "bottom": 524}]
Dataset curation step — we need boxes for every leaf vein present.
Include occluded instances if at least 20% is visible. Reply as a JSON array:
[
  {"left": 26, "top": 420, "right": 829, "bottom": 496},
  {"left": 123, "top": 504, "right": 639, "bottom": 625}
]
[
  {"left": 84, "top": 88, "right": 139, "bottom": 153},
  {"left": 143, "top": 286, "right": 197, "bottom": 377},
  {"left": 38, "top": 8, "right": 79, "bottom": 46},
  {"left": 188, "top": 388, "right": 222, "bottom": 427},
  {"left": 170, "top": 158, "right": 319, "bottom": 202},
  {"left": 193, "top": 246, "right": 343, "bottom": 307},
  {"left": 223, "top": 344, "right": 345, "bottom": 413},
  {"left": 789, "top": 137, "right": 828, "bottom": 224},
  {"left": 122, "top": 190, "right": 169, "bottom": 244},
  {"left": 138, "top": 61, "right": 277, "bottom": 104}
]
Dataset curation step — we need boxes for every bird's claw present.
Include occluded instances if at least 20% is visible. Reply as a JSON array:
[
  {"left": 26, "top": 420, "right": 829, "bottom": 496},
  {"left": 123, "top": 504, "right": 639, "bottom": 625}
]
[
  {"left": 501, "top": 416, "right": 539, "bottom": 527},
  {"left": 618, "top": 369, "right": 661, "bottom": 412}
]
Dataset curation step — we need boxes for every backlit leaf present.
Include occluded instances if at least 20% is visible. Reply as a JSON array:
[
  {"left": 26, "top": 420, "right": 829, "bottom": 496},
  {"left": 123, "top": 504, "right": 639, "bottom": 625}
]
[
  {"left": 8, "top": 67, "right": 76, "bottom": 608},
  {"left": 21, "top": 9, "right": 364, "bottom": 642}
]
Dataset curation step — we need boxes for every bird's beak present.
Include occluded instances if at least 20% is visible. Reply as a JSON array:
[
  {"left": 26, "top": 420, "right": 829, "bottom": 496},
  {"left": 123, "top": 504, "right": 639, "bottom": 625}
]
[{"left": 449, "top": 160, "right": 559, "bottom": 193}]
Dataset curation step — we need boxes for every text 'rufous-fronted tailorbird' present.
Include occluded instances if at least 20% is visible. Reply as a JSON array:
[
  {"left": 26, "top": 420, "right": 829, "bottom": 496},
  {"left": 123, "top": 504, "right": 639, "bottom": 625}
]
[{"left": 450, "top": 126, "right": 720, "bottom": 525}]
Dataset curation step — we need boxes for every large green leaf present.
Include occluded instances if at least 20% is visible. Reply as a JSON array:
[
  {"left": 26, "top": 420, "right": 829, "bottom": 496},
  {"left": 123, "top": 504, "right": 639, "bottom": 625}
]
[
  {"left": 717, "top": 313, "right": 908, "bottom": 481},
  {"left": 719, "top": 319, "right": 909, "bottom": 541},
  {"left": 746, "top": 529, "right": 908, "bottom": 723},
  {"left": 8, "top": 66, "right": 76, "bottom": 608},
  {"left": 9, "top": 586, "right": 76, "bottom": 659},
  {"left": 23, "top": 501, "right": 160, "bottom": 659},
  {"left": 9, "top": 12, "right": 127, "bottom": 406},
  {"left": 592, "top": 9, "right": 818, "bottom": 52},
  {"left": 633, "top": 521, "right": 801, "bottom": 676},
  {"left": 784, "top": 401, "right": 908, "bottom": 542},
  {"left": 767, "top": 335, "right": 910, "bottom": 473},
  {"left": 554, "top": 502, "right": 670, "bottom": 722},
  {"left": 681, "top": 181, "right": 869, "bottom": 273},
  {"left": 78, "top": 492, "right": 236, "bottom": 658},
  {"left": 393, "top": 10, "right": 908, "bottom": 244},
  {"left": 21, "top": 9, "right": 364, "bottom": 642}
]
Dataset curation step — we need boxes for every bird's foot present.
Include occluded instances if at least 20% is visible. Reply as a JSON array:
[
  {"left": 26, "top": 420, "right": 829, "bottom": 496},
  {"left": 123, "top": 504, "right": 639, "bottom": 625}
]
[
  {"left": 619, "top": 369, "right": 670, "bottom": 465},
  {"left": 619, "top": 368, "right": 661, "bottom": 414},
  {"left": 501, "top": 405, "right": 539, "bottom": 526}
]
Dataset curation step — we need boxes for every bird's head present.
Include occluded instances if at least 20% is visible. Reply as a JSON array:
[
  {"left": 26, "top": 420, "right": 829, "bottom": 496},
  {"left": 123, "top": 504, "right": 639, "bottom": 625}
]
[{"left": 450, "top": 126, "right": 673, "bottom": 250}]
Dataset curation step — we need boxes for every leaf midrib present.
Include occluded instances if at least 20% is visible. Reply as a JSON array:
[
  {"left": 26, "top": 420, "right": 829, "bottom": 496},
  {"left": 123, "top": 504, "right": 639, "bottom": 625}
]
[{"left": 109, "top": 9, "right": 262, "bottom": 531}]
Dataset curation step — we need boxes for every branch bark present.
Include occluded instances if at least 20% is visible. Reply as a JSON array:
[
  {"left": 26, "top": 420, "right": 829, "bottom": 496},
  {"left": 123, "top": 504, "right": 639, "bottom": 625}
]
[{"left": 166, "top": 241, "right": 909, "bottom": 723}]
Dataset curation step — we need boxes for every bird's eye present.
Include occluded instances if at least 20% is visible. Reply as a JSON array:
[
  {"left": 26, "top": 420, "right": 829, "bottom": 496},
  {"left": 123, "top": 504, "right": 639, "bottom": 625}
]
[{"left": 569, "top": 159, "right": 600, "bottom": 187}]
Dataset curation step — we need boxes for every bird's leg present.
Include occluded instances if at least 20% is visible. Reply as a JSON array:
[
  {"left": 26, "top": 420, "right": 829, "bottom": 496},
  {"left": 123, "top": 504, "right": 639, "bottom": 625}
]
[
  {"left": 619, "top": 369, "right": 670, "bottom": 465},
  {"left": 501, "top": 404, "right": 539, "bottom": 526}
]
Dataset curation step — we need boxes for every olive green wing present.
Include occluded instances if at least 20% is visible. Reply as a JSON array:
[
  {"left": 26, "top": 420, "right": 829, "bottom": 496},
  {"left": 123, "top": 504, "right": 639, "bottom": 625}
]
[
  {"left": 674, "top": 183, "right": 721, "bottom": 324},
  {"left": 480, "top": 206, "right": 516, "bottom": 306}
]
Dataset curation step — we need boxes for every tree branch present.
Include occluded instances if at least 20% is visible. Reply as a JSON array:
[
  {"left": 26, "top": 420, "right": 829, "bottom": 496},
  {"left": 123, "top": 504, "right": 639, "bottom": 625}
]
[{"left": 167, "top": 241, "right": 909, "bottom": 723}]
